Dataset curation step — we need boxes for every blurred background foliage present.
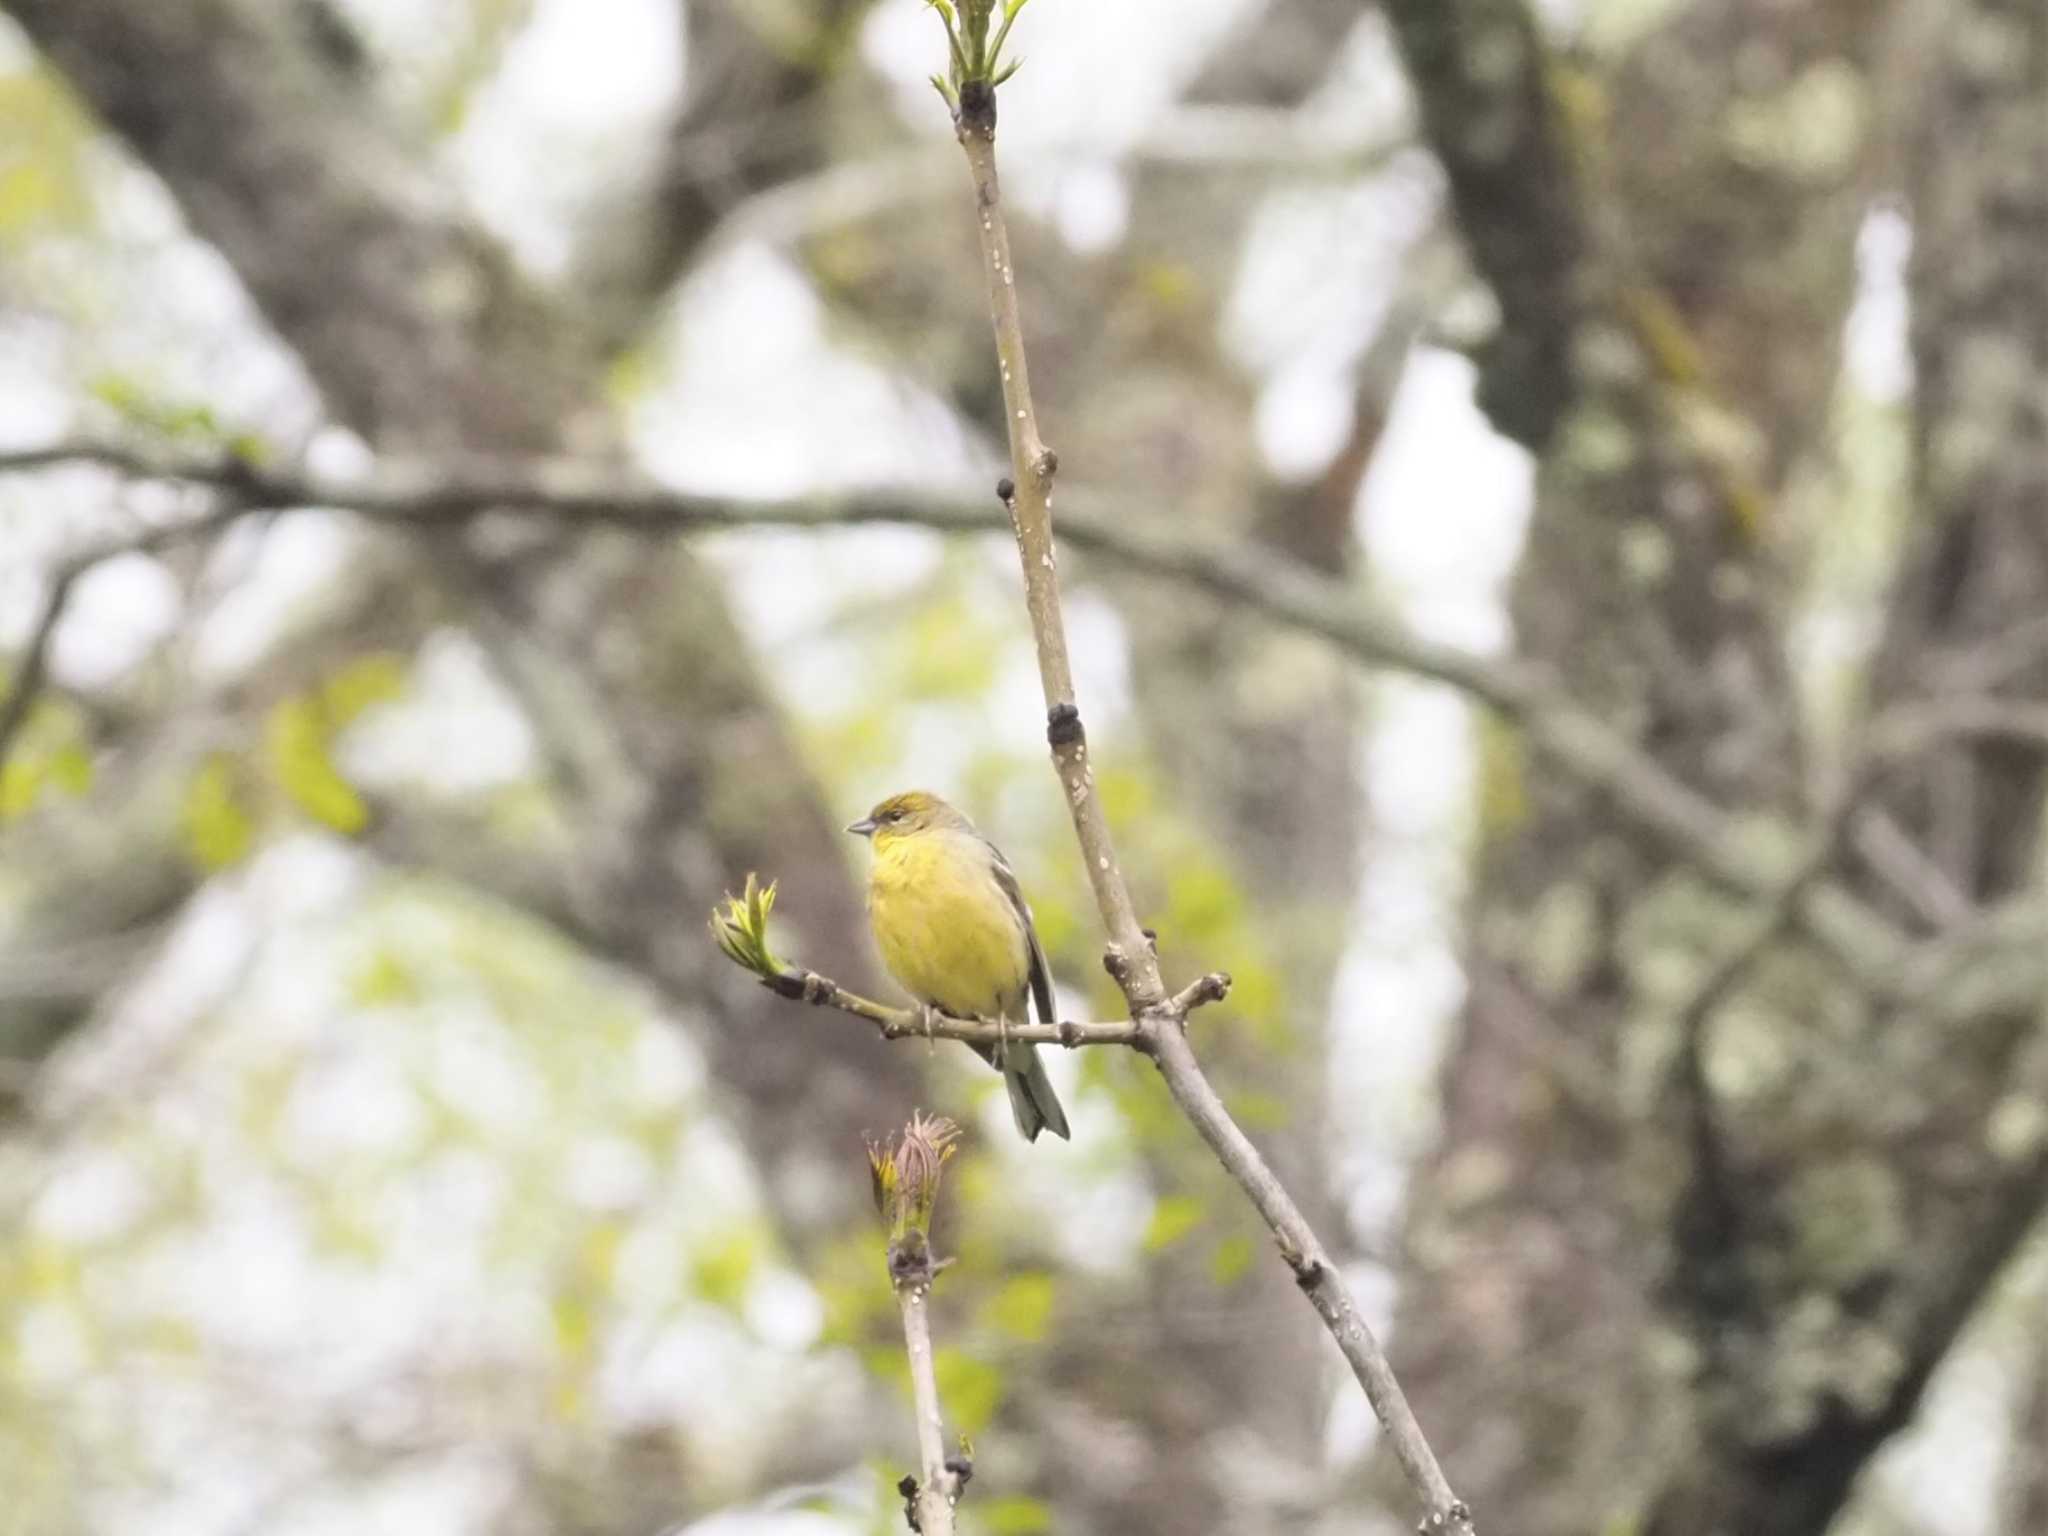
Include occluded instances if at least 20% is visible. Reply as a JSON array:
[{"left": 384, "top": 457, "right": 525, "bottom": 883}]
[{"left": 1, "top": 2, "right": 2044, "bottom": 1535}]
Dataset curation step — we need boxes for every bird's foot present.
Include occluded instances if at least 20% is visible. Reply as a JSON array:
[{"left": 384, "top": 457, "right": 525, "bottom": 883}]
[
  {"left": 975, "top": 1011, "right": 1013, "bottom": 1069},
  {"left": 918, "top": 1002, "right": 943, "bottom": 1044}
]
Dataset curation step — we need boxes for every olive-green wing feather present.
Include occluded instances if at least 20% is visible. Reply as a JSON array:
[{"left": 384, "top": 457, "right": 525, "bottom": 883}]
[
  {"left": 986, "top": 840, "right": 1070, "bottom": 1141},
  {"left": 988, "top": 844, "right": 1054, "bottom": 1024}
]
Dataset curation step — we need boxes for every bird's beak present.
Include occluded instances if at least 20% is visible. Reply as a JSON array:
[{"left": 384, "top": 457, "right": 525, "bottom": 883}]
[{"left": 845, "top": 817, "right": 878, "bottom": 838}]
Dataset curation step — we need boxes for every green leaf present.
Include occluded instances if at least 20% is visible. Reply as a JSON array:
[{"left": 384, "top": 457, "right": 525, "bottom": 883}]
[
  {"left": 978, "top": 1271, "right": 1056, "bottom": 1342},
  {"left": 1143, "top": 1193, "right": 1207, "bottom": 1253},
  {"left": 0, "top": 757, "right": 40, "bottom": 820},
  {"left": 320, "top": 653, "right": 408, "bottom": 728},
  {"left": 44, "top": 741, "right": 92, "bottom": 796},
  {"left": 86, "top": 371, "right": 224, "bottom": 443},
  {"left": 265, "top": 696, "right": 368, "bottom": 834},
  {"left": 863, "top": 1344, "right": 910, "bottom": 1389},
  {"left": 350, "top": 951, "right": 423, "bottom": 1008},
  {"left": 980, "top": 1496, "right": 1053, "bottom": 1535},
  {"left": 1209, "top": 1234, "right": 1257, "bottom": 1287},
  {"left": 691, "top": 1227, "right": 761, "bottom": 1311},
  {"left": 182, "top": 755, "right": 255, "bottom": 869},
  {"left": 933, "top": 1347, "right": 1004, "bottom": 1436},
  {"left": 709, "top": 873, "right": 784, "bottom": 979},
  {"left": 551, "top": 1293, "right": 593, "bottom": 1356}
]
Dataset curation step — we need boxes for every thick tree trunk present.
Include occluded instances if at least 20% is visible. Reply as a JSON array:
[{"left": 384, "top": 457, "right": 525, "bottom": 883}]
[
  {"left": 1644, "top": 4, "right": 2048, "bottom": 1527},
  {"left": 1378, "top": 0, "right": 2048, "bottom": 1530}
]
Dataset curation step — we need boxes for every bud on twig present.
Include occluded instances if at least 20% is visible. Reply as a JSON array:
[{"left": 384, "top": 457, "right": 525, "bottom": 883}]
[
  {"left": 923, "top": 0, "right": 1031, "bottom": 110},
  {"left": 867, "top": 1112, "right": 961, "bottom": 1285},
  {"left": 708, "top": 872, "right": 783, "bottom": 980}
]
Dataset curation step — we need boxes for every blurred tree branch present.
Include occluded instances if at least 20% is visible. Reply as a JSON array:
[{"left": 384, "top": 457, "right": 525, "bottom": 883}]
[
  {"left": 1645, "top": 0, "right": 2048, "bottom": 1529},
  {"left": 710, "top": 872, "right": 1195, "bottom": 1048},
  {"left": 1379, "top": 0, "right": 1587, "bottom": 448},
  {"left": 575, "top": 0, "right": 869, "bottom": 354},
  {"left": 1378, "top": 0, "right": 2048, "bottom": 1528},
  {"left": 15, "top": 438, "right": 2046, "bottom": 1004},
  {"left": 1, "top": 0, "right": 915, "bottom": 1260}
]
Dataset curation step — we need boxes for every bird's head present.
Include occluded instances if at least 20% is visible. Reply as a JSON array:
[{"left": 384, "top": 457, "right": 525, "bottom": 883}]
[{"left": 846, "top": 790, "right": 970, "bottom": 848}]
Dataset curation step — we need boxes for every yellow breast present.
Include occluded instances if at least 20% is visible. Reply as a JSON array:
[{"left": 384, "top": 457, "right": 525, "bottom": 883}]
[{"left": 867, "top": 831, "right": 1031, "bottom": 1020}]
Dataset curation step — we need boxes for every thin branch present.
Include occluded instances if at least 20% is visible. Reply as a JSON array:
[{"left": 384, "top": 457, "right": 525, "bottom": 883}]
[
  {"left": 868, "top": 1114, "right": 970, "bottom": 1536},
  {"left": 0, "top": 566, "right": 79, "bottom": 786},
  {"left": 943, "top": 37, "right": 1476, "bottom": 1533},
  {"left": 766, "top": 964, "right": 1151, "bottom": 1050},
  {"left": 17, "top": 443, "right": 2036, "bottom": 999},
  {"left": 1666, "top": 784, "right": 1864, "bottom": 1285},
  {"left": 1380, "top": 0, "right": 1586, "bottom": 449},
  {"left": 1664, "top": 680, "right": 2048, "bottom": 1302},
  {"left": 895, "top": 1279, "right": 957, "bottom": 1536},
  {"left": 0, "top": 466, "right": 254, "bottom": 784},
  {"left": 709, "top": 874, "right": 1198, "bottom": 1048},
  {"left": 0, "top": 444, "right": 1812, "bottom": 913}
]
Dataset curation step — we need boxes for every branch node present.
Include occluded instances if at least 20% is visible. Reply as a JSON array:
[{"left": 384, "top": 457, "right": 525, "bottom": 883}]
[
  {"left": 762, "top": 970, "right": 807, "bottom": 1002},
  {"left": 957, "top": 78, "right": 996, "bottom": 134},
  {"left": 1417, "top": 1502, "right": 1473, "bottom": 1534},
  {"left": 1034, "top": 447, "right": 1058, "bottom": 480},
  {"left": 799, "top": 971, "right": 834, "bottom": 1006},
  {"left": 1170, "top": 971, "right": 1233, "bottom": 1018},
  {"left": 1046, "top": 702, "right": 1084, "bottom": 750},
  {"left": 995, "top": 476, "right": 1015, "bottom": 505},
  {"left": 1277, "top": 1232, "right": 1322, "bottom": 1288},
  {"left": 215, "top": 449, "right": 275, "bottom": 502}
]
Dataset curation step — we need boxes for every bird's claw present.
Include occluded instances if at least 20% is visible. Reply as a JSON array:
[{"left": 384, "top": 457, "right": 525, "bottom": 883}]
[
  {"left": 918, "top": 1002, "right": 942, "bottom": 1044},
  {"left": 974, "top": 1010, "right": 1013, "bottom": 1069}
]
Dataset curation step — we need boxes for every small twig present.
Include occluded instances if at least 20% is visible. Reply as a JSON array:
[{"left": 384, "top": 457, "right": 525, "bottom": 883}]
[
  {"left": 895, "top": 1279, "right": 957, "bottom": 1536},
  {"left": 780, "top": 967, "right": 1146, "bottom": 1050},
  {"left": 0, "top": 564, "right": 80, "bottom": 786},
  {"left": 711, "top": 876, "right": 1149, "bottom": 1047},
  {"left": 1166, "top": 971, "right": 1233, "bottom": 1018},
  {"left": 868, "top": 1115, "right": 970, "bottom": 1536},
  {"left": 0, "top": 439, "right": 1897, "bottom": 961}
]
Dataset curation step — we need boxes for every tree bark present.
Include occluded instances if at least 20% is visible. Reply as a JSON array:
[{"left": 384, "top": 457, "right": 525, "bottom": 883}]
[
  {"left": 1376, "top": 1, "right": 2046, "bottom": 1531},
  {"left": 1644, "top": 3, "right": 2048, "bottom": 1528}
]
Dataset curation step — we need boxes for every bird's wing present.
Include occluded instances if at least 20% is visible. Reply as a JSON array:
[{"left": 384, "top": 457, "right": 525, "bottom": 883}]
[{"left": 988, "top": 842, "right": 1056, "bottom": 1025}]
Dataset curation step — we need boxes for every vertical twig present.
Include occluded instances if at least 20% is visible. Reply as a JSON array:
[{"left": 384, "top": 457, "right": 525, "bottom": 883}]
[
  {"left": 955, "top": 87, "right": 1164, "bottom": 1009},
  {"left": 895, "top": 1278, "right": 957, "bottom": 1536},
  {"left": 870, "top": 1113, "right": 969, "bottom": 1535},
  {"left": 936, "top": 15, "right": 1477, "bottom": 1531},
  {"left": 0, "top": 563, "right": 80, "bottom": 785}
]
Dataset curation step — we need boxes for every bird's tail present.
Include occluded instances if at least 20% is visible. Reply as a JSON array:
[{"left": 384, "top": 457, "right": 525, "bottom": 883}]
[{"left": 1005, "top": 1044, "right": 1070, "bottom": 1142}]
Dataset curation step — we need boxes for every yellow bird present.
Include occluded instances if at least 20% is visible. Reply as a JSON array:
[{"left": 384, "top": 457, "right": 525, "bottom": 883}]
[{"left": 847, "top": 791, "right": 1071, "bottom": 1142}]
